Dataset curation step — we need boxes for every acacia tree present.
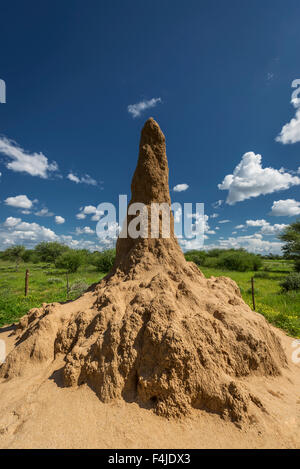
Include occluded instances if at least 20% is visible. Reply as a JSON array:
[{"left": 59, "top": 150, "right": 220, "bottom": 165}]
[
  {"left": 279, "top": 220, "right": 300, "bottom": 272},
  {"left": 3, "top": 245, "right": 26, "bottom": 271},
  {"left": 55, "top": 250, "right": 83, "bottom": 273},
  {"left": 34, "top": 242, "right": 69, "bottom": 263}
]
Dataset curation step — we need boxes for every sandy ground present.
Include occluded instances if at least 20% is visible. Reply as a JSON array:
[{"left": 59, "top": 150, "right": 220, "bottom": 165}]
[{"left": 0, "top": 324, "right": 299, "bottom": 449}]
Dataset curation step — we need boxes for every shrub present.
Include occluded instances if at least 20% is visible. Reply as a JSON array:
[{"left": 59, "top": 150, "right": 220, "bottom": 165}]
[
  {"left": 184, "top": 250, "right": 207, "bottom": 265},
  {"left": 279, "top": 273, "right": 300, "bottom": 292},
  {"left": 203, "top": 256, "right": 219, "bottom": 267},
  {"left": 34, "top": 242, "right": 69, "bottom": 263},
  {"left": 70, "top": 280, "right": 89, "bottom": 295},
  {"left": 2, "top": 245, "right": 26, "bottom": 271},
  {"left": 254, "top": 272, "right": 270, "bottom": 279},
  {"left": 90, "top": 249, "right": 116, "bottom": 272},
  {"left": 294, "top": 259, "right": 300, "bottom": 273},
  {"left": 47, "top": 277, "right": 63, "bottom": 284},
  {"left": 207, "top": 249, "right": 225, "bottom": 257},
  {"left": 55, "top": 251, "right": 83, "bottom": 273},
  {"left": 217, "top": 251, "right": 262, "bottom": 272}
]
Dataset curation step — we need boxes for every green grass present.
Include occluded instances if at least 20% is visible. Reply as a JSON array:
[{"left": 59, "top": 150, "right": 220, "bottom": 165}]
[
  {"left": 0, "top": 261, "right": 105, "bottom": 326},
  {"left": 0, "top": 259, "right": 299, "bottom": 338},
  {"left": 200, "top": 259, "right": 300, "bottom": 338}
]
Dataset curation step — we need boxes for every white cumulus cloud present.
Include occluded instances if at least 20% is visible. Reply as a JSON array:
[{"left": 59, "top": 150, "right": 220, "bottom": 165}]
[
  {"left": 276, "top": 108, "right": 300, "bottom": 144},
  {"left": 276, "top": 80, "right": 300, "bottom": 144},
  {"left": 173, "top": 183, "right": 189, "bottom": 192},
  {"left": 4, "top": 194, "right": 35, "bottom": 209},
  {"left": 0, "top": 217, "right": 58, "bottom": 249},
  {"left": 76, "top": 213, "right": 86, "bottom": 220},
  {"left": 67, "top": 172, "right": 97, "bottom": 186},
  {"left": 35, "top": 207, "right": 53, "bottom": 217},
  {"left": 216, "top": 234, "right": 283, "bottom": 255},
  {"left": 3, "top": 217, "right": 21, "bottom": 227},
  {"left": 245, "top": 219, "right": 287, "bottom": 235},
  {"left": 0, "top": 136, "right": 58, "bottom": 178},
  {"left": 55, "top": 216, "right": 65, "bottom": 224},
  {"left": 246, "top": 219, "right": 266, "bottom": 227},
  {"left": 218, "top": 152, "right": 300, "bottom": 204},
  {"left": 270, "top": 199, "right": 300, "bottom": 216},
  {"left": 76, "top": 205, "right": 104, "bottom": 221},
  {"left": 127, "top": 98, "right": 162, "bottom": 118},
  {"left": 76, "top": 226, "right": 94, "bottom": 235}
]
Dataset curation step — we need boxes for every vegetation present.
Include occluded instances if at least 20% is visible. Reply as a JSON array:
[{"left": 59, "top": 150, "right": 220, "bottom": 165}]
[
  {"left": 90, "top": 249, "right": 116, "bottom": 272},
  {"left": 184, "top": 248, "right": 262, "bottom": 271},
  {"left": 34, "top": 241, "right": 70, "bottom": 263},
  {"left": 0, "top": 260, "right": 105, "bottom": 326},
  {"left": 55, "top": 250, "right": 84, "bottom": 273},
  {"left": 2, "top": 245, "right": 26, "bottom": 271},
  {"left": 0, "top": 242, "right": 299, "bottom": 338},
  {"left": 280, "top": 273, "right": 300, "bottom": 292},
  {"left": 200, "top": 260, "right": 300, "bottom": 338},
  {"left": 279, "top": 220, "right": 300, "bottom": 272}
]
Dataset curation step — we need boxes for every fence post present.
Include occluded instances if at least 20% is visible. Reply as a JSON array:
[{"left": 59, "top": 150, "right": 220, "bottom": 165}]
[
  {"left": 25, "top": 269, "right": 29, "bottom": 297},
  {"left": 251, "top": 276, "right": 255, "bottom": 310}
]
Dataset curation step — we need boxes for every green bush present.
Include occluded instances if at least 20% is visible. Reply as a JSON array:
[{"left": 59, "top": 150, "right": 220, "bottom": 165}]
[
  {"left": 55, "top": 251, "right": 83, "bottom": 273},
  {"left": 70, "top": 280, "right": 89, "bottom": 295},
  {"left": 217, "top": 251, "right": 262, "bottom": 272},
  {"left": 90, "top": 249, "right": 116, "bottom": 272},
  {"left": 206, "top": 249, "right": 225, "bottom": 258},
  {"left": 184, "top": 250, "right": 207, "bottom": 265},
  {"left": 280, "top": 273, "right": 300, "bottom": 292},
  {"left": 2, "top": 245, "right": 26, "bottom": 271},
  {"left": 203, "top": 256, "right": 219, "bottom": 267},
  {"left": 254, "top": 272, "right": 270, "bottom": 279},
  {"left": 34, "top": 242, "right": 69, "bottom": 263}
]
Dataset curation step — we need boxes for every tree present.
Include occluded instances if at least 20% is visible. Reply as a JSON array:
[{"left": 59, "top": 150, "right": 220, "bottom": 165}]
[
  {"left": 3, "top": 245, "right": 26, "bottom": 271},
  {"left": 184, "top": 250, "right": 207, "bottom": 265},
  {"left": 34, "top": 242, "right": 69, "bottom": 263},
  {"left": 55, "top": 251, "right": 83, "bottom": 273},
  {"left": 217, "top": 250, "right": 262, "bottom": 272},
  {"left": 279, "top": 220, "right": 300, "bottom": 272},
  {"left": 90, "top": 249, "right": 116, "bottom": 272}
]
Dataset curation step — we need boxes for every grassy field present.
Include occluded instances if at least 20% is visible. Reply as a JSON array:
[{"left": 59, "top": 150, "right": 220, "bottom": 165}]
[
  {"left": 0, "top": 261, "right": 105, "bottom": 326},
  {"left": 0, "top": 259, "right": 299, "bottom": 337},
  {"left": 201, "top": 260, "right": 300, "bottom": 337}
]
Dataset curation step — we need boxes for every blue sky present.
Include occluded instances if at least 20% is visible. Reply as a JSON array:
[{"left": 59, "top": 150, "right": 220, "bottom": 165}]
[{"left": 0, "top": 0, "right": 300, "bottom": 254}]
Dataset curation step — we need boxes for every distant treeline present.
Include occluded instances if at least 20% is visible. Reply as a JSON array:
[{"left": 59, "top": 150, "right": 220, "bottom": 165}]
[
  {"left": 184, "top": 248, "right": 267, "bottom": 272},
  {"left": 0, "top": 242, "right": 116, "bottom": 273},
  {"left": 0, "top": 242, "right": 285, "bottom": 274}
]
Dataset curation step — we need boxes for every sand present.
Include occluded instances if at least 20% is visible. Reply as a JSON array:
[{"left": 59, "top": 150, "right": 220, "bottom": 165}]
[
  {"left": 0, "top": 325, "right": 299, "bottom": 449},
  {"left": 0, "top": 118, "right": 299, "bottom": 448}
]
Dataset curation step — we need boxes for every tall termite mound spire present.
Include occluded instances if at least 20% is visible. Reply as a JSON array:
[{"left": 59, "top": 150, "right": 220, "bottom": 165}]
[
  {"left": 0, "top": 118, "right": 287, "bottom": 425},
  {"left": 115, "top": 117, "right": 184, "bottom": 273},
  {"left": 130, "top": 117, "right": 170, "bottom": 205}
]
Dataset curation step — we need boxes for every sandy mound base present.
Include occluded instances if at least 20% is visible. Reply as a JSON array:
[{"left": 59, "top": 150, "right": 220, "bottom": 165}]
[
  {"left": 0, "top": 261, "right": 287, "bottom": 424},
  {"left": 0, "top": 326, "right": 299, "bottom": 449}
]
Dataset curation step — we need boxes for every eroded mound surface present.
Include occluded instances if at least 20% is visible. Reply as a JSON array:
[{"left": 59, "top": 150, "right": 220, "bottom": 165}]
[{"left": 0, "top": 118, "right": 287, "bottom": 424}]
